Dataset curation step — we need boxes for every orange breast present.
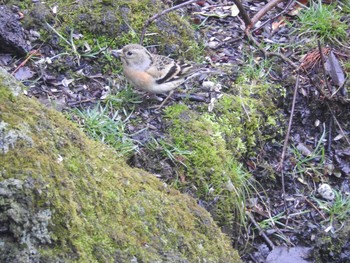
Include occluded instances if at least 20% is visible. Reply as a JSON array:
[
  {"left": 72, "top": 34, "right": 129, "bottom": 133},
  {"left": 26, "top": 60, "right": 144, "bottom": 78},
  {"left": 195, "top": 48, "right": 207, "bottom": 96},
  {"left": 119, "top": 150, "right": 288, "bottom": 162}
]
[{"left": 124, "top": 69, "right": 154, "bottom": 91}]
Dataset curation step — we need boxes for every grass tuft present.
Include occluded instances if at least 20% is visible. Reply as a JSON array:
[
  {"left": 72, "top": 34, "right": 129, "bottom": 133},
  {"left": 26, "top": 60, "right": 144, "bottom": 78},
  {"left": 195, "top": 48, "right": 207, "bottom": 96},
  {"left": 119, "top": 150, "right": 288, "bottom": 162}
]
[
  {"left": 296, "top": 0, "right": 348, "bottom": 43},
  {"left": 67, "top": 103, "right": 138, "bottom": 156}
]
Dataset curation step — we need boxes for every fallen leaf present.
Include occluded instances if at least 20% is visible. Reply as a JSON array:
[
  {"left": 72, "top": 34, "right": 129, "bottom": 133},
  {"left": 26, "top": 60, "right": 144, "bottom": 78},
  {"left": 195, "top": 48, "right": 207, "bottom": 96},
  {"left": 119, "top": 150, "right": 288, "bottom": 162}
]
[
  {"left": 61, "top": 78, "right": 74, "bottom": 88},
  {"left": 231, "top": 4, "right": 240, "bottom": 16},
  {"left": 325, "top": 51, "right": 345, "bottom": 87},
  {"left": 333, "top": 134, "right": 343, "bottom": 141},
  {"left": 297, "top": 143, "right": 312, "bottom": 156},
  {"left": 272, "top": 19, "right": 286, "bottom": 31},
  {"left": 14, "top": 67, "right": 34, "bottom": 80}
]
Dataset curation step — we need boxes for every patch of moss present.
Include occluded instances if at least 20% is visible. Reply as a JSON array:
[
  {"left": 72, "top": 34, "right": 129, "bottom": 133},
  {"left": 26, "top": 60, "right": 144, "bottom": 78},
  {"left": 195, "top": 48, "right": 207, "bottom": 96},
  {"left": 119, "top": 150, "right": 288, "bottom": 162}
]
[
  {"left": 163, "top": 83, "right": 284, "bottom": 226},
  {"left": 213, "top": 83, "right": 285, "bottom": 158},
  {"left": 12, "top": 0, "right": 202, "bottom": 60},
  {"left": 163, "top": 104, "right": 251, "bottom": 226},
  {"left": 0, "top": 68, "right": 241, "bottom": 262},
  {"left": 314, "top": 218, "right": 350, "bottom": 262}
]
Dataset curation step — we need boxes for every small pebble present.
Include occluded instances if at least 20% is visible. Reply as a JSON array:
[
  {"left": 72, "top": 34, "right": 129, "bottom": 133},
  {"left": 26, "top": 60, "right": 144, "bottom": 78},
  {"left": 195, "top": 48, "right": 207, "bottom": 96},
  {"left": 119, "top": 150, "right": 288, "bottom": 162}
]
[
  {"left": 202, "top": 81, "right": 215, "bottom": 90},
  {"left": 207, "top": 41, "right": 219, "bottom": 49},
  {"left": 317, "top": 183, "right": 335, "bottom": 201}
]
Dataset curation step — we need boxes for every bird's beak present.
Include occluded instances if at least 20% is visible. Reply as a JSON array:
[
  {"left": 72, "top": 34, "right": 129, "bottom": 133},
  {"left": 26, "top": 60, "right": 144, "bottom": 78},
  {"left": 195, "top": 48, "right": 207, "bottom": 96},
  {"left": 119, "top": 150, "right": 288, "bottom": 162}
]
[{"left": 111, "top": 49, "right": 123, "bottom": 58}]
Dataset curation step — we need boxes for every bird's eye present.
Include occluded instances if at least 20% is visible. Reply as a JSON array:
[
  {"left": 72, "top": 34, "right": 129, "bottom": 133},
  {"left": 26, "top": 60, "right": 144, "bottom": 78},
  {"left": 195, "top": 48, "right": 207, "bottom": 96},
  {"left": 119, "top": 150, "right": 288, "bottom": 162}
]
[{"left": 126, "top": 51, "right": 133, "bottom": 56}]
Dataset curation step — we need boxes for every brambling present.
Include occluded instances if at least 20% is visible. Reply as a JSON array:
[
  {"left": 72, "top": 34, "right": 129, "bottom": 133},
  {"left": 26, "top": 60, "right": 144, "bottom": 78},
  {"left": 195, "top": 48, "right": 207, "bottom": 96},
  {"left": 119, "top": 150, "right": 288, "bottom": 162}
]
[{"left": 111, "top": 44, "right": 220, "bottom": 107}]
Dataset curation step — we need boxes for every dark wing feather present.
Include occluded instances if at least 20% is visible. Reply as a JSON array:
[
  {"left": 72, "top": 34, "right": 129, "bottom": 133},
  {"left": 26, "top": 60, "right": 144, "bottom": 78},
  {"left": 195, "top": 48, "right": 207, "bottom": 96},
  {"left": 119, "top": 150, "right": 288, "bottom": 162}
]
[{"left": 146, "top": 54, "right": 196, "bottom": 84}]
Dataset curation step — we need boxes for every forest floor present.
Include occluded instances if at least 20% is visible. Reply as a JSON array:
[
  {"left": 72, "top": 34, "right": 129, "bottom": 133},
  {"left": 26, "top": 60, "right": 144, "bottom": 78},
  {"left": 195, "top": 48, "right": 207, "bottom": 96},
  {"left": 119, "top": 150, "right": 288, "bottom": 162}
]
[{"left": 1, "top": 0, "right": 350, "bottom": 262}]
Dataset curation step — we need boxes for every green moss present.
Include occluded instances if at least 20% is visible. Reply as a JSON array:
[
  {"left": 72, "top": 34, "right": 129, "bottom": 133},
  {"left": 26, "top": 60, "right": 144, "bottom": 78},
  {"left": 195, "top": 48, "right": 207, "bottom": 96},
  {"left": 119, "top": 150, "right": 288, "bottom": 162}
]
[
  {"left": 314, "top": 218, "right": 350, "bottom": 262},
  {"left": 0, "top": 84, "right": 14, "bottom": 101},
  {"left": 163, "top": 104, "right": 250, "bottom": 226},
  {"left": 12, "top": 0, "right": 202, "bottom": 60},
  {"left": 162, "top": 83, "right": 284, "bottom": 226},
  {"left": 0, "top": 68, "right": 241, "bottom": 262},
  {"left": 0, "top": 73, "right": 23, "bottom": 99},
  {"left": 216, "top": 83, "right": 285, "bottom": 157}
]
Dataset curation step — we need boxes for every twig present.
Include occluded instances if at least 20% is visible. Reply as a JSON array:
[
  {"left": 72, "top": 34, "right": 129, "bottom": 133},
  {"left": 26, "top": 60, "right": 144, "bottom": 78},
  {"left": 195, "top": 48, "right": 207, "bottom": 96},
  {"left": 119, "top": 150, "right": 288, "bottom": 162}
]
[
  {"left": 250, "top": 0, "right": 284, "bottom": 29},
  {"left": 277, "top": 74, "right": 300, "bottom": 172},
  {"left": 248, "top": 254, "right": 260, "bottom": 263},
  {"left": 173, "top": 93, "right": 207, "bottom": 102},
  {"left": 246, "top": 211, "right": 275, "bottom": 250},
  {"left": 139, "top": 0, "right": 199, "bottom": 45},
  {"left": 332, "top": 37, "right": 350, "bottom": 51},
  {"left": 327, "top": 115, "right": 333, "bottom": 153},
  {"left": 11, "top": 49, "right": 40, "bottom": 75},
  {"left": 305, "top": 198, "right": 326, "bottom": 220},
  {"left": 317, "top": 40, "right": 333, "bottom": 94},
  {"left": 231, "top": 0, "right": 252, "bottom": 28},
  {"left": 327, "top": 102, "right": 350, "bottom": 147},
  {"left": 252, "top": 0, "right": 296, "bottom": 33},
  {"left": 67, "top": 98, "right": 96, "bottom": 106},
  {"left": 235, "top": 6, "right": 299, "bottom": 69},
  {"left": 211, "top": 37, "right": 242, "bottom": 50},
  {"left": 266, "top": 51, "right": 299, "bottom": 69}
]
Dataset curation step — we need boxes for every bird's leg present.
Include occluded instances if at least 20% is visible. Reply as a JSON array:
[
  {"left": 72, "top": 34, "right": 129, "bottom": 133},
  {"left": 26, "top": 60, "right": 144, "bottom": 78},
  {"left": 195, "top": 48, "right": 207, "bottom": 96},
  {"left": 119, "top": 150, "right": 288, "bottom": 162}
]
[
  {"left": 157, "top": 90, "right": 175, "bottom": 109},
  {"left": 148, "top": 90, "right": 175, "bottom": 110}
]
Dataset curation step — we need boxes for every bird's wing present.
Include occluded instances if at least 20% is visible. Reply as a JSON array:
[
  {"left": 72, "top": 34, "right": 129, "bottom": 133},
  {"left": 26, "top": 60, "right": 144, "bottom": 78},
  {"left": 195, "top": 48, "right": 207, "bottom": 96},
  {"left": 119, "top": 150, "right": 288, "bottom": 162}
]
[{"left": 146, "top": 54, "right": 195, "bottom": 84}]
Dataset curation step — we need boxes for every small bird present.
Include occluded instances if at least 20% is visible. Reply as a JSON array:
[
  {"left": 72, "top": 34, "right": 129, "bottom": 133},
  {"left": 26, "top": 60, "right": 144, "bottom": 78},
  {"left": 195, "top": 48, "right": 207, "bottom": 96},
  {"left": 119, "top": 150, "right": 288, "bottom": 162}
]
[{"left": 111, "top": 44, "right": 220, "bottom": 107}]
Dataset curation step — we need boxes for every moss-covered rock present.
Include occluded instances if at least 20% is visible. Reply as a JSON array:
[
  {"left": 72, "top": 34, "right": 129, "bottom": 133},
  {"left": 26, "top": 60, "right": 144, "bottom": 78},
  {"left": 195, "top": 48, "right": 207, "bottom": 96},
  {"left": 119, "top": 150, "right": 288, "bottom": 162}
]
[
  {"left": 161, "top": 83, "right": 284, "bottom": 227},
  {"left": 212, "top": 83, "right": 285, "bottom": 158},
  {"left": 8, "top": 0, "right": 202, "bottom": 60},
  {"left": 162, "top": 104, "right": 250, "bottom": 227},
  {"left": 0, "top": 67, "right": 241, "bottom": 262}
]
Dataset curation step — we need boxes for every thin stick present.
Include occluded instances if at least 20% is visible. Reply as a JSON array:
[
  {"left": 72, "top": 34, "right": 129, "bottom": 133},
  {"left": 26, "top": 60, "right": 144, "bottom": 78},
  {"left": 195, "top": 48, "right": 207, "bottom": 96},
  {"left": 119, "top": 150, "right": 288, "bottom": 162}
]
[
  {"left": 317, "top": 40, "right": 333, "bottom": 93},
  {"left": 250, "top": 0, "right": 284, "bottom": 29},
  {"left": 246, "top": 211, "right": 275, "bottom": 250},
  {"left": 12, "top": 49, "right": 40, "bottom": 75},
  {"left": 232, "top": 0, "right": 252, "bottom": 28},
  {"left": 277, "top": 74, "right": 300, "bottom": 172},
  {"left": 305, "top": 198, "right": 326, "bottom": 220},
  {"left": 277, "top": 74, "right": 300, "bottom": 213},
  {"left": 327, "top": 115, "right": 333, "bottom": 153},
  {"left": 139, "top": 0, "right": 199, "bottom": 45},
  {"left": 327, "top": 102, "right": 350, "bottom": 147},
  {"left": 253, "top": 0, "right": 296, "bottom": 33}
]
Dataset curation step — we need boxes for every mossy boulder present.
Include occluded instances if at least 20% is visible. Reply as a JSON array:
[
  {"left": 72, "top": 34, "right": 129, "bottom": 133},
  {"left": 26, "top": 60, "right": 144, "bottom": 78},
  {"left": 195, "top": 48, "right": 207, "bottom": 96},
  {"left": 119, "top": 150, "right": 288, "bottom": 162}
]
[
  {"left": 163, "top": 104, "right": 247, "bottom": 227},
  {"left": 0, "top": 67, "right": 241, "bottom": 262},
  {"left": 158, "top": 83, "right": 284, "bottom": 227},
  {"left": 8, "top": 0, "right": 201, "bottom": 60}
]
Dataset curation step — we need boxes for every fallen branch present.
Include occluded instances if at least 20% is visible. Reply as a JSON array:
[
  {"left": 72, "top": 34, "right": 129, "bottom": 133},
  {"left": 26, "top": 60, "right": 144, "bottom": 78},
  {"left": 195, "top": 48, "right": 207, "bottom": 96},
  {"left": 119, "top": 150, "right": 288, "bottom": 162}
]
[
  {"left": 250, "top": 0, "right": 284, "bottom": 29},
  {"left": 234, "top": 0, "right": 287, "bottom": 30},
  {"left": 234, "top": 0, "right": 299, "bottom": 69},
  {"left": 246, "top": 211, "right": 275, "bottom": 250},
  {"left": 252, "top": 0, "right": 296, "bottom": 33},
  {"left": 232, "top": 0, "right": 251, "bottom": 28},
  {"left": 139, "top": 0, "right": 199, "bottom": 45},
  {"left": 12, "top": 49, "right": 40, "bottom": 75},
  {"left": 277, "top": 74, "right": 300, "bottom": 172}
]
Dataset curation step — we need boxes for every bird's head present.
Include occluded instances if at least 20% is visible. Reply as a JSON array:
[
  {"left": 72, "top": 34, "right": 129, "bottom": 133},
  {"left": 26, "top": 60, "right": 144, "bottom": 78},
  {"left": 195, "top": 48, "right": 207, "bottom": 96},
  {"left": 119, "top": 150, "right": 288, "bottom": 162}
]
[{"left": 111, "top": 44, "right": 152, "bottom": 70}]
